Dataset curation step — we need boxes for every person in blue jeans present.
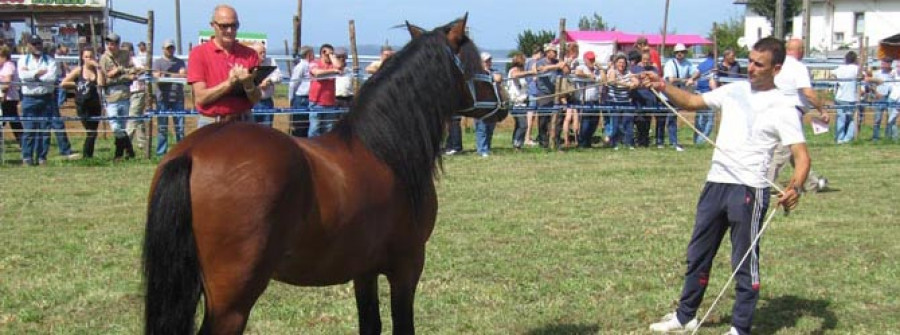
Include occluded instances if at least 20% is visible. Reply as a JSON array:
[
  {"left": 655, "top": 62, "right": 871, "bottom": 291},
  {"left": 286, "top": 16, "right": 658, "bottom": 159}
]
[
  {"left": 692, "top": 51, "right": 717, "bottom": 145},
  {"left": 831, "top": 51, "right": 860, "bottom": 144},
  {"left": 474, "top": 52, "right": 501, "bottom": 156},
  {"left": 17, "top": 35, "right": 60, "bottom": 165},
  {"left": 867, "top": 57, "right": 894, "bottom": 141},
  {"left": 152, "top": 39, "right": 186, "bottom": 156}
]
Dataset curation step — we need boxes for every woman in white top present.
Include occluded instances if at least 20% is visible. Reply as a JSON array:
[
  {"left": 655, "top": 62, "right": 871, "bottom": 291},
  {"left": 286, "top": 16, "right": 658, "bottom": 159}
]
[
  {"left": 507, "top": 53, "right": 530, "bottom": 149},
  {"left": 0, "top": 45, "right": 23, "bottom": 146}
]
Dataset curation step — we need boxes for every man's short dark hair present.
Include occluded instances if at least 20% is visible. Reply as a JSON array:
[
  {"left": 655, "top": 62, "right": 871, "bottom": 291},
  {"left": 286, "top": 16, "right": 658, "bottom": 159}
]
[
  {"left": 319, "top": 43, "right": 333, "bottom": 54},
  {"left": 845, "top": 51, "right": 858, "bottom": 64},
  {"left": 627, "top": 49, "right": 641, "bottom": 63},
  {"left": 752, "top": 37, "right": 786, "bottom": 66}
]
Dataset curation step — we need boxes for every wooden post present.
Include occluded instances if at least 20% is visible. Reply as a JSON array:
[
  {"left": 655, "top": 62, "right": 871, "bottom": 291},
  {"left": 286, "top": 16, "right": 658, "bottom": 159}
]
[
  {"left": 775, "top": 0, "right": 785, "bottom": 38},
  {"left": 551, "top": 18, "right": 566, "bottom": 150},
  {"left": 145, "top": 10, "right": 155, "bottom": 159},
  {"left": 712, "top": 23, "right": 719, "bottom": 63},
  {"left": 661, "top": 0, "right": 670, "bottom": 58},
  {"left": 293, "top": 0, "right": 302, "bottom": 56},
  {"left": 856, "top": 36, "right": 868, "bottom": 140},
  {"left": 803, "top": 0, "right": 811, "bottom": 54},
  {"left": 175, "top": 0, "right": 183, "bottom": 54},
  {"left": 349, "top": 20, "right": 360, "bottom": 95},
  {"left": 283, "top": 39, "right": 291, "bottom": 77}
]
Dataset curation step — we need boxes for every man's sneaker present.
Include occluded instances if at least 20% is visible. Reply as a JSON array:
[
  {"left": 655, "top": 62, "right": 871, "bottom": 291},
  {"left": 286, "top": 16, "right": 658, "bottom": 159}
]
[
  {"left": 724, "top": 326, "right": 739, "bottom": 335},
  {"left": 816, "top": 177, "right": 828, "bottom": 192},
  {"left": 63, "top": 152, "right": 81, "bottom": 160},
  {"left": 443, "top": 149, "right": 458, "bottom": 156},
  {"left": 657, "top": 144, "right": 665, "bottom": 149},
  {"left": 649, "top": 312, "right": 698, "bottom": 332},
  {"left": 674, "top": 145, "right": 685, "bottom": 152}
]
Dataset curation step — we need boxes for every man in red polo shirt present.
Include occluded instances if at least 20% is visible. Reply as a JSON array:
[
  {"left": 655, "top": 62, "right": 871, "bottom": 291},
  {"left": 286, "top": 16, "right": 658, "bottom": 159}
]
[
  {"left": 307, "top": 43, "right": 343, "bottom": 137},
  {"left": 187, "top": 4, "right": 260, "bottom": 126}
]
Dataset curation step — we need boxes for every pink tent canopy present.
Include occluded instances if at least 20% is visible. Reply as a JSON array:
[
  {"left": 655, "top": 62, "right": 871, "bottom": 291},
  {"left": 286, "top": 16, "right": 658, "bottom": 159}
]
[{"left": 562, "top": 30, "right": 712, "bottom": 46}]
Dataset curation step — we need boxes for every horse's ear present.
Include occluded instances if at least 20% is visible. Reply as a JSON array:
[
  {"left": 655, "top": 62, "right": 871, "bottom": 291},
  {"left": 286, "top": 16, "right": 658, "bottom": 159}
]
[
  {"left": 446, "top": 13, "right": 468, "bottom": 51},
  {"left": 406, "top": 21, "right": 425, "bottom": 39}
]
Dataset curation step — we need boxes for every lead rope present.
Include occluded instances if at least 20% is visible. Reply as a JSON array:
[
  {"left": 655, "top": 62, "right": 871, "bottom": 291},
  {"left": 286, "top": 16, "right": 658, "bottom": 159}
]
[{"left": 649, "top": 88, "right": 790, "bottom": 334}]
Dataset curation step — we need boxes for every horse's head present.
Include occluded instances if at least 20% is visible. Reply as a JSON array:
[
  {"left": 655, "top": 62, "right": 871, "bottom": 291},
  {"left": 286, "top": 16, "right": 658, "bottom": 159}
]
[{"left": 407, "top": 14, "right": 509, "bottom": 123}]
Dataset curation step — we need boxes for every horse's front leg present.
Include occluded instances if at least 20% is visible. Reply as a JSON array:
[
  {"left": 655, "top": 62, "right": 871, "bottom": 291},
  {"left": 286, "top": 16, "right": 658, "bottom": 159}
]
[
  {"left": 387, "top": 252, "right": 425, "bottom": 335},
  {"left": 354, "top": 273, "right": 382, "bottom": 335}
]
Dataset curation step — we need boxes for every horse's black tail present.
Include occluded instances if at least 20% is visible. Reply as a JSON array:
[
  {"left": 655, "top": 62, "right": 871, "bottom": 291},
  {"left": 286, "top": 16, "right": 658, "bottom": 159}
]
[{"left": 143, "top": 155, "right": 201, "bottom": 335}]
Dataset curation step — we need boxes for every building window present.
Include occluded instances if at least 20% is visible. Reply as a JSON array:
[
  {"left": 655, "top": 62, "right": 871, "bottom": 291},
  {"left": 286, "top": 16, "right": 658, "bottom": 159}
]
[
  {"left": 835, "top": 32, "right": 844, "bottom": 43},
  {"left": 854, "top": 12, "right": 865, "bottom": 36}
]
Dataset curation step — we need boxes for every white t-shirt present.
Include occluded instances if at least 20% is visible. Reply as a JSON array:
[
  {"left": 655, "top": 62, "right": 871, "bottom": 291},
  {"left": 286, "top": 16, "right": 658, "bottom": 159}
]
[
  {"left": 702, "top": 81, "right": 806, "bottom": 188},
  {"left": 890, "top": 69, "right": 900, "bottom": 101},
  {"left": 575, "top": 63, "right": 600, "bottom": 102},
  {"left": 832, "top": 64, "right": 859, "bottom": 102},
  {"left": 872, "top": 70, "right": 893, "bottom": 97},
  {"left": 774, "top": 55, "right": 812, "bottom": 107}
]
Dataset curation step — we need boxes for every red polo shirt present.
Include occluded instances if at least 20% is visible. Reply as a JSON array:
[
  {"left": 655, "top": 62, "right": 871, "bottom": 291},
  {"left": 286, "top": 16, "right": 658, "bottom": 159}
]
[
  {"left": 308, "top": 58, "right": 336, "bottom": 106},
  {"left": 187, "top": 40, "right": 259, "bottom": 116}
]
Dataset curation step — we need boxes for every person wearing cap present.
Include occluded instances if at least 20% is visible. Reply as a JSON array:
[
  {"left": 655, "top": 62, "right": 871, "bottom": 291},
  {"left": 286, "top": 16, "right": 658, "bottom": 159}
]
[
  {"left": 474, "top": 52, "right": 502, "bottom": 157},
  {"left": 17, "top": 35, "right": 60, "bottom": 165},
  {"left": 250, "top": 42, "right": 282, "bottom": 127},
  {"left": 660, "top": 43, "right": 694, "bottom": 152},
  {"left": 187, "top": 4, "right": 260, "bottom": 126},
  {"left": 288, "top": 45, "right": 314, "bottom": 137},
  {"left": 333, "top": 47, "right": 354, "bottom": 110},
  {"left": 99, "top": 32, "right": 137, "bottom": 159},
  {"left": 307, "top": 43, "right": 341, "bottom": 137},
  {"left": 152, "top": 38, "right": 187, "bottom": 156}
]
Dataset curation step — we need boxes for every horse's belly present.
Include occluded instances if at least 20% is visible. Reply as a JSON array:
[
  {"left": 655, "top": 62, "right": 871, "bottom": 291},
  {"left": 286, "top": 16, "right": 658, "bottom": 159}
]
[{"left": 271, "top": 242, "right": 383, "bottom": 286}]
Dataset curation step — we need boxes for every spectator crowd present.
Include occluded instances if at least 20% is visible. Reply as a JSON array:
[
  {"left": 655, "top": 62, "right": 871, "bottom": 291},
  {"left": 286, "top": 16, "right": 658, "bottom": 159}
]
[{"left": 2, "top": 15, "right": 899, "bottom": 166}]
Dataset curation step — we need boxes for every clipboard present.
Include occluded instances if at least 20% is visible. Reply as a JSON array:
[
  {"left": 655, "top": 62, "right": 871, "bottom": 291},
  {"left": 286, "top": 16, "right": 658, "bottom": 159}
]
[{"left": 251, "top": 65, "right": 277, "bottom": 85}]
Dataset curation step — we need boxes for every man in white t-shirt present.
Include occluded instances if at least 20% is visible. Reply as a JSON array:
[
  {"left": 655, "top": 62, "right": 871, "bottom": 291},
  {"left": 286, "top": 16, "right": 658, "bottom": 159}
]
[
  {"left": 865, "top": 57, "right": 895, "bottom": 140},
  {"left": 643, "top": 37, "right": 810, "bottom": 335},
  {"left": 831, "top": 51, "right": 860, "bottom": 144},
  {"left": 770, "top": 38, "right": 829, "bottom": 192}
]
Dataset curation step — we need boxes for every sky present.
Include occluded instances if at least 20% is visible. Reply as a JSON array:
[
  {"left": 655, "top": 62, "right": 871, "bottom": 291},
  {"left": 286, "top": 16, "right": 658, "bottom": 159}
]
[{"left": 108, "top": 0, "right": 746, "bottom": 54}]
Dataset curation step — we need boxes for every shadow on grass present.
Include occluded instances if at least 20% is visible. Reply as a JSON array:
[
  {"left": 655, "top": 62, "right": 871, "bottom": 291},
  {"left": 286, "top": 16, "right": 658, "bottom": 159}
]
[
  {"left": 525, "top": 323, "right": 599, "bottom": 335},
  {"left": 711, "top": 295, "right": 837, "bottom": 334}
]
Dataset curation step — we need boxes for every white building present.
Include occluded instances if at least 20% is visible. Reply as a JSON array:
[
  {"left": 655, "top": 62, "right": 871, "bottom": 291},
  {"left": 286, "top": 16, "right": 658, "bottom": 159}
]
[{"left": 736, "top": 0, "right": 900, "bottom": 54}]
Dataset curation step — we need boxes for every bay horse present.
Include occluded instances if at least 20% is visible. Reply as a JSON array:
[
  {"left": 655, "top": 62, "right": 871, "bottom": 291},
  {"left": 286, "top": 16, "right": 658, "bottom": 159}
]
[{"left": 143, "top": 15, "right": 507, "bottom": 334}]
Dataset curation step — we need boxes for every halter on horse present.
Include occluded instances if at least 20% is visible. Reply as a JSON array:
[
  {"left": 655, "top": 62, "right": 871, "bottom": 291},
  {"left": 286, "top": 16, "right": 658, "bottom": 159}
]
[{"left": 143, "top": 14, "right": 506, "bottom": 334}]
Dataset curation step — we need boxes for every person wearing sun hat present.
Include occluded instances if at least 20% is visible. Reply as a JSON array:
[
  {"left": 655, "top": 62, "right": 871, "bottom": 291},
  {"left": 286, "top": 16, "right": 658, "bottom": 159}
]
[
  {"left": 473, "top": 51, "right": 502, "bottom": 157},
  {"left": 660, "top": 43, "right": 695, "bottom": 152}
]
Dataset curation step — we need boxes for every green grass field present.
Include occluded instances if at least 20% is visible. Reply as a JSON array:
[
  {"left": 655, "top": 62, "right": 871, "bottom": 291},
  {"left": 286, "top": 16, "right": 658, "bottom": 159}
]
[{"left": 1, "top": 125, "right": 898, "bottom": 334}]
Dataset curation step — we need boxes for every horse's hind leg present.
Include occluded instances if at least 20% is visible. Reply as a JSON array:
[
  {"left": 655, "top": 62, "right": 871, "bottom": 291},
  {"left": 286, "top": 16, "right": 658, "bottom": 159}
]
[
  {"left": 354, "top": 273, "right": 382, "bottom": 335},
  {"left": 196, "top": 261, "right": 274, "bottom": 334},
  {"left": 386, "top": 254, "right": 425, "bottom": 335}
]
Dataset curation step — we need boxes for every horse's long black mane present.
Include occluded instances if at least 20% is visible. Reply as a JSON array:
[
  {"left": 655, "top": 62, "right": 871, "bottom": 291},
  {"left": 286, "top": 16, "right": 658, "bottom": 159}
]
[{"left": 333, "top": 21, "right": 481, "bottom": 214}]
